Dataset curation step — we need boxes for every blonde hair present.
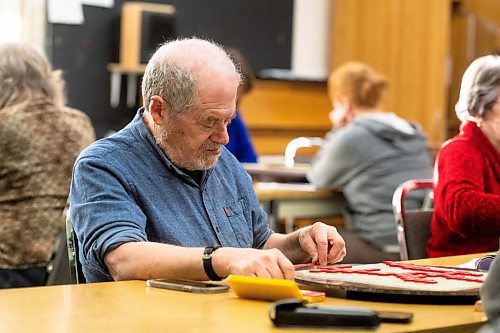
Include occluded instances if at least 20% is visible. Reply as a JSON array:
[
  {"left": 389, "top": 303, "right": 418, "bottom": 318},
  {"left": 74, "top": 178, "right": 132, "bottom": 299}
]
[
  {"left": 0, "top": 43, "right": 66, "bottom": 110},
  {"left": 328, "top": 62, "right": 387, "bottom": 108}
]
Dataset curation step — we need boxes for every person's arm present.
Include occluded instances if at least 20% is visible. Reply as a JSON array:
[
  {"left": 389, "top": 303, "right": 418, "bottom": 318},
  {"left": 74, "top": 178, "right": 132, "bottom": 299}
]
[
  {"left": 104, "top": 242, "right": 297, "bottom": 280},
  {"left": 104, "top": 242, "right": 206, "bottom": 280},
  {"left": 307, "top": 129, "right": 359, "bottom": 188},
  {"left": 436, "top": 143, "right": 500, "bottom": 235},
  {"left": 105, "top": 221, "right": 348, "bottom": 281},
  {"left": 263, "top": 222, "right": 346, "bottom": 266}
]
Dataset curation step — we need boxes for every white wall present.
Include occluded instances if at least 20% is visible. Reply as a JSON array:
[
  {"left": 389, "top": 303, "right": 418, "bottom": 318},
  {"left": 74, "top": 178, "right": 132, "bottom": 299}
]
[{"left": 0, "top": 0, "right": 46, "bottom": 53}]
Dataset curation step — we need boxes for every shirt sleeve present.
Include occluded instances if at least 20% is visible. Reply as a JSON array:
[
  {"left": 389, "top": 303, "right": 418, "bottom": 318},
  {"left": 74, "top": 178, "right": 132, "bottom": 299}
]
[{"left": 69, "top": 155, "right": 148, "bottom": 278}]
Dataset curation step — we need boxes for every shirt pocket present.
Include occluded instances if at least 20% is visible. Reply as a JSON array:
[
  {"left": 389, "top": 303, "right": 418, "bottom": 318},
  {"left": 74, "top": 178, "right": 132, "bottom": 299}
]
[{"left": 224, "top": 198, "right": 252, "bottom": 247}]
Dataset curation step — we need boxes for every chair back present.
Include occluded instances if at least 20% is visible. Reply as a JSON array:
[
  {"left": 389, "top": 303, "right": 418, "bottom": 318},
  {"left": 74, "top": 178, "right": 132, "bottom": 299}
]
[
  {"left": 392, "top": 179, "right": 434, "bottom": 260},
  {"left": 45, "top": 230, "right": 72, "bottom": 285},
  {"left": 284, "top": 137, "right": 323, "bottom": 167},
  {"left": 65, "top": 214, "right": 86, "bottom": 284}
]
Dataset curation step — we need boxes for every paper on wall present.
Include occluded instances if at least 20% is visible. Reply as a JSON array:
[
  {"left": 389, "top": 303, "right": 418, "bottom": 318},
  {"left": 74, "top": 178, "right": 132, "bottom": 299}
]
[
  {"left": 47, "top": 0, "right": 84, "bottom": 25},
  {"left": 291, "top": 0, "right": 330, "bottom": 81},
  {"left": 81, "top": 0, "right": 114, "bottom": 8}
]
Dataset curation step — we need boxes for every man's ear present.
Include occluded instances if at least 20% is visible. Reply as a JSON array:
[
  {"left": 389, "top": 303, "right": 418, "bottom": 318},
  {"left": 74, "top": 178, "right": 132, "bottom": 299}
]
[{"left": 148, "top": 95, "right": 168, "bottom": 125}]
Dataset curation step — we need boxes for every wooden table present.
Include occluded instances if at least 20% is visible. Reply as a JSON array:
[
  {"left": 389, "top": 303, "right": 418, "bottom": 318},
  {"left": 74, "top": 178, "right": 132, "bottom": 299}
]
[
  {"left": 244, "top": 162, "right": 310, "bottom": 183},
  {"left": 254, "top": 182, "right": 345, "bottom": 232},
  {"left": 246, "top": 161, "right": 346, "bottom": 233},
  {"left": 0, "top": 254, "right": 487, "bottom": 333}
]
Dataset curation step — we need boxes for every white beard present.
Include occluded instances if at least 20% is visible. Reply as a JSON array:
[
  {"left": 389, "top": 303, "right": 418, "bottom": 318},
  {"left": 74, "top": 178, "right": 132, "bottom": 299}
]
[{"left": 155, "top": 126, "right": 220, "bottom": 171}]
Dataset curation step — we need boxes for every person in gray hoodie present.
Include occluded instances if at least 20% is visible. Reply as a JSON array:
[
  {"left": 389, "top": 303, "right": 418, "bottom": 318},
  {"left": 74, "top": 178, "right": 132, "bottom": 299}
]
[{"left": 307, "top": 62, "right": 433, "bottom": 263}]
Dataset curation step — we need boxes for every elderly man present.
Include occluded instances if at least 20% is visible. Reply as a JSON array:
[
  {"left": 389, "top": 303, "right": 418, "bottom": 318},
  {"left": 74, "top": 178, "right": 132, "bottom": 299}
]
[{"left": 69, "top": 38, "right": 346, "bottom": 283}]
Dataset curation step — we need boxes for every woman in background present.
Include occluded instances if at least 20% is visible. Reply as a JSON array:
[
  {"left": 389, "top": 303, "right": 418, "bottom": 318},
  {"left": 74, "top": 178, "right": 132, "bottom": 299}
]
[
  {"left": 427, "top": 55, "right": 500, "bottom": 258},
  {"left": 0, "top": 43, "right": 96, "bottom": 288},
  {"left": 307, "top": 62, "right": 433, "bottom": 263},
  {"left": 225, "top": 48, "right": 258, "bottom": 163}
]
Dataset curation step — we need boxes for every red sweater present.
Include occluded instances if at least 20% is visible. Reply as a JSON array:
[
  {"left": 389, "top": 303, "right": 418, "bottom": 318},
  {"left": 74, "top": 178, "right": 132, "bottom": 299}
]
[{"left": 427, "top": 121, "right": 500, "bottom": 258}]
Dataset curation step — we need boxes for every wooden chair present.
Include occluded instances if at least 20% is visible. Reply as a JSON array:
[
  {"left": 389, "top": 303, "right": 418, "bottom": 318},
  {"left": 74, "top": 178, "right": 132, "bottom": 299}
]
[{"left": 392, "top": 179, "right": 434, "bottom": 261}]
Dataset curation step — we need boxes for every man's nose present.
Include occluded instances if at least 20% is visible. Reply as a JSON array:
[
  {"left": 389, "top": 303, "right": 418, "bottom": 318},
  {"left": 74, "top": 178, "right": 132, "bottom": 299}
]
[{"left": 211, "top": 123, "right": 229, "bottom": 145}]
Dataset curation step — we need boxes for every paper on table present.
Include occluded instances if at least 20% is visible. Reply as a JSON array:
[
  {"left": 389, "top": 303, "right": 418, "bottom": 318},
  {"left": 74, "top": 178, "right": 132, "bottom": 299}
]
[
  {"left": 456, "top": 258, "right": 481, "bottom": 270},
  {"left": 457, "top": 254, "right": 497, "bottom": 271},
  {"left": 253, "top": 182, "right": 319, "bottom": 191}
]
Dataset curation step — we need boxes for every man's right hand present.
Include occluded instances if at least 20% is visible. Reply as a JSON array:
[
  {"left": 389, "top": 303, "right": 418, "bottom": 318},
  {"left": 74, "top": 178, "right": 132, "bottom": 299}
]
[{"left": 212, "top": 247, "right": 295, "bottom": 280}]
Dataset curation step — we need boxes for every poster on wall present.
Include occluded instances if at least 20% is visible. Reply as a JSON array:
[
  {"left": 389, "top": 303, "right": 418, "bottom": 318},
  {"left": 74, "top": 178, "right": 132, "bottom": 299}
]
[
  {"left": 48, "top": 0, "right": 113, "bottom": 25},
  {"left": 47, "top": 0, "right": 84, "bottom": 24},
  {"left": 81, "top": 0, "right": 114, "bottom": 8}
]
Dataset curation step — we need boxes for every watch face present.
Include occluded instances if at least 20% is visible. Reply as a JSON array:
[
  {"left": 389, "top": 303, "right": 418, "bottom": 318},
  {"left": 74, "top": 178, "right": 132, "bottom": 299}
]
[{"left": 204, "top": 245, "right": 221, "bottom": 255}]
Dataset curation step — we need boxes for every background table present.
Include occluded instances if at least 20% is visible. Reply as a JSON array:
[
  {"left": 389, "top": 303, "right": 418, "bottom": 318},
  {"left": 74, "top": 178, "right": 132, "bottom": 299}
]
[
  {"left": 254, "top": 182, "right": 345, "bottom": 232},
  {"left": 244, "top": 162, "right": 310, "bottom": 183}
]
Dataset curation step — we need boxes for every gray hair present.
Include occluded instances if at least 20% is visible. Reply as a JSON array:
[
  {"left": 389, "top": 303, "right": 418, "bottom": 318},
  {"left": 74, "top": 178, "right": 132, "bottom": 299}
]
[
  {"left": 141, "top": 37, "right": 241, "bottom": 117},
  {"left": 455, "top": 55, "right": 500, "bottom": 121},
  {"left": 467, "top": 61, "right": 500, "bottom": 119},
  {"left": 0, "top": 43, "right": 65, "bottom": 110}
]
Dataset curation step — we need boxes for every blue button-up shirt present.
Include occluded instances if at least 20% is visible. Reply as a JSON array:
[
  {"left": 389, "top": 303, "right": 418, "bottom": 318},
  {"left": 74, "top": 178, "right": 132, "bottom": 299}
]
[{"left": 69, "top": 109, "right": 272, "bottom": 282}]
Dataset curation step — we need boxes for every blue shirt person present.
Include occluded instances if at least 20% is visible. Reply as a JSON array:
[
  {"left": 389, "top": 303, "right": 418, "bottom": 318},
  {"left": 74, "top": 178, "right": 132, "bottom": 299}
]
[
  {"left": 226, "top": 110, "right": 257, "bottom": 163},
  {"left": 224, "top": 47, "right": 258, "bottom": 163},
  {"left": 69, "top": 38, "right": 346, "bottom": 283}
]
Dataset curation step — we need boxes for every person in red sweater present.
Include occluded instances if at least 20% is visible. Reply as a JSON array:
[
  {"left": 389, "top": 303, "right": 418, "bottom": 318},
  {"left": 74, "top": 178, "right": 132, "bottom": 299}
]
[{"left": 427, "top": 55, "right": 500, "bottom": 258}]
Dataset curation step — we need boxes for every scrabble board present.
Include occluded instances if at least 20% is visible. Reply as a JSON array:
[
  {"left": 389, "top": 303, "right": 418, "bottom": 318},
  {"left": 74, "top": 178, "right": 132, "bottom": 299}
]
[{"left": 295, "top": 261, "right": 487, "bottom": 296}]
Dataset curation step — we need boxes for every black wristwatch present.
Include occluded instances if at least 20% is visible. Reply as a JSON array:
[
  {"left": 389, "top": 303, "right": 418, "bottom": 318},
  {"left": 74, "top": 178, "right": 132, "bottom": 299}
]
[{"left": 203, "top": 245, "right": 223, "bottom": 281}]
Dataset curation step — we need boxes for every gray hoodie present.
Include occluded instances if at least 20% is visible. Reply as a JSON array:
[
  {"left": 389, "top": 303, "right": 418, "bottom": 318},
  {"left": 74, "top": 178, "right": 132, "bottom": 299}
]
[{"left": 307, "top": 113, "right": 433, "bottom": 249}]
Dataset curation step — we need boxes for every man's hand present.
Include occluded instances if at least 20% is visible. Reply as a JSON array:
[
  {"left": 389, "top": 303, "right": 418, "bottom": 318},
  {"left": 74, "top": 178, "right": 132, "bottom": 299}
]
[
  {"left": 297, "top": 222, "right": 346, "bottom": 265},
  {"left": 212, "top": 247, "right": 295, "bottom": 280}
]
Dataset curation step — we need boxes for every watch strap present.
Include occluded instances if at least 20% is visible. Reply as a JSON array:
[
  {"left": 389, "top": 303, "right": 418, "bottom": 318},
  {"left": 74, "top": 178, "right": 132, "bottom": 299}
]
[{"left": 203, "top": 245, "right": 222, "bottom": 281}]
